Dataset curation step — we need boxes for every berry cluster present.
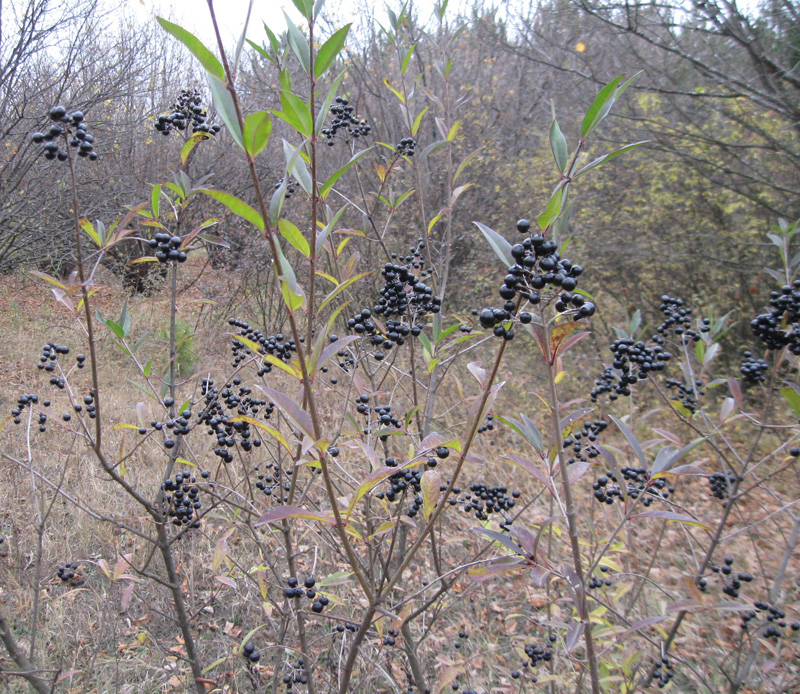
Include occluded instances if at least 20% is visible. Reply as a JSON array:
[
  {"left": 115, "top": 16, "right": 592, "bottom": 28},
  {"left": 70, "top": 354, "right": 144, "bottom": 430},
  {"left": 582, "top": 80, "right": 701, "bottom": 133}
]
[
  {"left": 751, "top": 281, "right": 800, "bottom": 354},
  {"left": 740, "top": 601, "right": 799, "bottom": 638},
  {"left": 479, "top": 219, "right": 592, "bottom": 339},
  {"left": 161, "top": 470, "right": 203, "bottom": 528},
  {"left": 241, "top": 642, "right": 261, "bottom": 664},
  {"left": 322, "top": 96, "right": 371, "bottom": 146},
  {"left": 587, "top": 565, "right": 613, "bottom": 590},
  {"left": 656, "top": 296, "right": 706, "bottom": 343},
  {"left": 563, "top": 420, "right": 608, "bottom": 463},
  {"left": 376, "top": 466, "right": 424, "bottom": 509},
  {"left": 228, "top": 319, "right": 298, "bottom": 374},
  {"left": 147, "top": 233, "right": 188, "bottom": 263},
  {"left": 155, "top": 88, "right": 220, "bottom": 136},
  {"left": 650, "top": 656, "right": 675, "bottom": 689},
  {"left": 197, "top": 379, "right": 270, "bottom": 462},
  {"left": 254, "top": 463, "right": 290, "bottom": 501},
  {"left": 346, "top": 309, "right": 412, "bottom": 361},
  {"left": 38, "top": 343, "right": 73, "bottom": 372},
  {"left": 740, "top": 350, "right": 769, "bottom": 384},
  {"left": 280, "top": 658, "right": 309, "bottom": 691},
  {"left": 707, "top": 470, "right": 737, "bottom": 501},
  {"left": 33, "top": 107, "right": 97, "bottom": 161},
  {"left": 10, "top": 393, "right": 41, "bottom": 426},
  {"left": 664, "top": 376, "right": 704, "bottom": 414},
  {"left": 395, "top": 137, "right": 416, "bottom": 156},
  {"left": 523, "top": 638, "right": 554, "bottom": 669},
  {"left": 453, "top": 628, "right": 470, "bottom": 649},
  {"left": 590, "top": 339, "right": 671, "bottom": 402},
  {"left": 456, "top": 483, "right": 520, "bottom": 523},
  {"left": 355, "top": 398, "right": 404, "bottom": 439},
  {"left": 347, "top": 241, "right": 440, "bottom": 357},
  {"left": 382, "top": 628, "right": 399, "bottom": 646},
  {"left": 591, "top": 468, "right": 674, "bottom": 507},
  {"left": 56, "top": 562, "right": 81, "bottom": 584},
  {"left": 284, "top": 576, "right": 329, "bottom": 614}
]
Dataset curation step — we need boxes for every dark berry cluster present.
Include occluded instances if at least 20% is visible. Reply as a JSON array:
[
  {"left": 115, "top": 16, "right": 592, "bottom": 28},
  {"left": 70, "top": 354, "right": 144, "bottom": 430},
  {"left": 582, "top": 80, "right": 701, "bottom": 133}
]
[
  {"left": 382, "top": 628, "right": 399, "bottom": 646},
  {"left": 355, "top": 397, "right": 404, "bottom": 440},
  {"left": 347, "top": 309, "right": 412, "bottom": 361},
  {"left": 563, "top": 419, "right": 608, "bottom": 463},
  {"left": 228, "top": 319, "right": 298, "bottom": 374},
  {"left": 348, "top": 241, "right": 440, "bottom": 357},
  {"left": 56, "top": 562, "right": 81, "bottom": 584},
  {"left": 395, "top": 137, "right": 416, "bottom": 156},
  {"left": 147, "top": 233, "right": 188, "bottom": 263},
  {"left": 592, "top": 467, "right": 674, "bottom": 507},
  {"left": 254, "top": 463, "right": 290, "bottom": 501},
  {"left": 664, "top": 377, "right": 704, "bottom": 414},
  {"left": 161, "top": 470, "right": 203, "bottom": 528},
  {"left": 656, "top": 296, "right": 707, "bottom": 342},
  {"left": 740, "top": 601, "right": 799, "bottom": 638},
  {"left": 241, "top": 642, "right": 261, "bottom": 664},
  {"left": 455, "top": 483, "right": 520, "bottom": 524},
  {"left": 590, "top": 340, "right": 671, "bottom": 402},
  {"left": 698, "top": 556, "right": 753, "bottom": 597},
  {"left": 523, "top": 639, "right": 554, "bottom": 669},
  {"left": 197, "top": 378, "right": 269, "bottom": 462},
  {"left": 32, "top": 107, "right": 97, "bottom": 161},
  {"left": 284, "top": 576, "right": 329, "bottom": 614},
  {"left": 477, "top": 414, "right": 495, "bottom": 434},
  {"left": 155, "top": 88, "right": 220, "bottom": 136},
  {"left": 322, "top": 96, "right": 371, "bottom": 145},
  {"left": 707, "top": 470, "right": 737, "bottom": 501},
  {"left": 280, "top": 658, "right": 308, "bottom": 691},
  {"left": 751, "top": 280, "right": 800, "bottom": 354},
  {"left": 138, "top": 399, "right": 191, "bottom": 450},
  {"left": 651, "top": 656, "right": 674, "bottom": 689},
  {"left": 10, "top": 393, "right": 41, "bottom": 427},
  {"left": 333, "top": 622, "right": 359, "bottom": 634},
  {"left": 376, "top": 466, "right": 424, "bottom": 512},
  {"left": 740, "top": 350, "right": 769, "bottom": 384},
  {"left": 479, "top": 219, "right": 591, "bottom": 339},
  {"left": 587, "top": 565, "right": 613, "bottom": 589},
  {"left": 38, "top": 343, "right": 70, "bottom": 372},
  {"left": 453, "top": 628, "right": 470, "bottom": 649}
]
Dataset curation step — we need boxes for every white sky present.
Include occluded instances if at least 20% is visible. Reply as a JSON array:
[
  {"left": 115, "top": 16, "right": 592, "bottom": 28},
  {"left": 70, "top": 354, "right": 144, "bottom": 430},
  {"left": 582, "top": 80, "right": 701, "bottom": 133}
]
[{"left": 110, "top": 0, "right": 434, "bottom": 46}]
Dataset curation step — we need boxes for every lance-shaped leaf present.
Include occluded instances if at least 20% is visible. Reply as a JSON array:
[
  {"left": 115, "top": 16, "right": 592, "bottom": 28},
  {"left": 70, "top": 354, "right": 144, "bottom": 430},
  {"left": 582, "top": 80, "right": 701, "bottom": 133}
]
[
  {"left": 608, "top": 414, "right": 647, "bottom": 468},
  {"left": 279, "top": 219, "right": 310, "bottom": 257},
  {"left": 315, "top": 25, "right": 350, "bottom": 79},
  {"left": 208, "top": 74, "right": 244, "bottom": 150},
  {"left": 319, "top": 147, "right": 373, "bottom": 200},
  {"left": 284, "top": 12, "right": 310, "bottom": 73},
  {"left": 243, "top": 111, "right": 271, "bottom": 157},
  {"left": 473, "top": 221, "right": 513, "bottom": 268},
  {"left": 549, "top": 114, "right": 568, "bottom": 173},
  {"left": 573, "top": 141, "right": 648, "bottom": 179},
  {"left": 548, "top": 322, "right": 588, "bottom": 363},
  {"left": 472, "top": 527, "right": 525, "bottom": 556},
  {"left": 156, "top": 18, "right": 224, "bottom": 81},
  {"left": 257, "top": 385, "right": 314, "bottom": 439},
  {"left": 421, "top": 469, "right": 440, "bottom": 521},
  {"left": 581, "top": 72, "right": 640, "bottom": 139},
  {"left": 199, "top": 190, "right": 264, "bottom": 231},
  {"left": 504, "top": 454, "right": 554, "bottom": 495},
  {"left": 467, "top": 555, "right": 526, "bottom": 582}
]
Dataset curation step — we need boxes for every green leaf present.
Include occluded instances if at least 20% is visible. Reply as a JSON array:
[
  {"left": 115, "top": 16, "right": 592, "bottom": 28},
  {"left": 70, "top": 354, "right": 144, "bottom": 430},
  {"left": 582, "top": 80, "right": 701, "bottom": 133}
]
[
  {"left": 79, "top": 218, "right": 102, "bottom": 247},
  {"left": 243, "top": 111, "right": 271, "bottom": 157},
  {"left": 156, "top": 17, "right": 224, "bottom": 81},
  {"left": 208, "top": 74, "right": 244, "bottom": 150},
  {"left": 290, "top": 0, "right": 313, "bottom": 20},
  {"left": 537, "top": 186, "right": 565, "bottom": 231},
  {"left": 401, "top": 44, "right": 416, "bottom": 74},
  {"left": 279, "top": 219, "right": 310, "bottom": 257},
  {"left": 284, "top": 12, "right": 310, "bottom": 74},
  {"left": 276, "top": 91, "right": 313, "bottom": 138},
  {"left": 473, "top": 221, "right": 513, "bottom": 267},
  {"left": 150, "top": 184, "right": 162, "bottom": 218},
  {"left": 319, "top": 147, "right": 372, "bottom": 200},
  {"left": 411, "top": 107, "right": 429, "bottom": 137},
  {"left": 549, "top": 116, "right": 568, "bottom": 173},
  {"left": 199, "top": 189, "right": 264, "bottom": 231},
  {"left": 581, "top": 72, "right": 640, "bottom": 139},
  {"left": 315, "top": 25, "right": 350, "bottom": 80},
  {"left": 781, "top": 386, "right": 800, "bottom": 418},
  {"left": 573, "top": 141, "right": 648, "bottom": 179}
]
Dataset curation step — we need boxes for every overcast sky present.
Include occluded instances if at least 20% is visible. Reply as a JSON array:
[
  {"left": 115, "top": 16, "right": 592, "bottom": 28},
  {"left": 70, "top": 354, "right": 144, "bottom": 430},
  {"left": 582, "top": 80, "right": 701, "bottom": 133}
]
[{"left": 110, "top": 0, "right": 437, "bottom": 46}]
